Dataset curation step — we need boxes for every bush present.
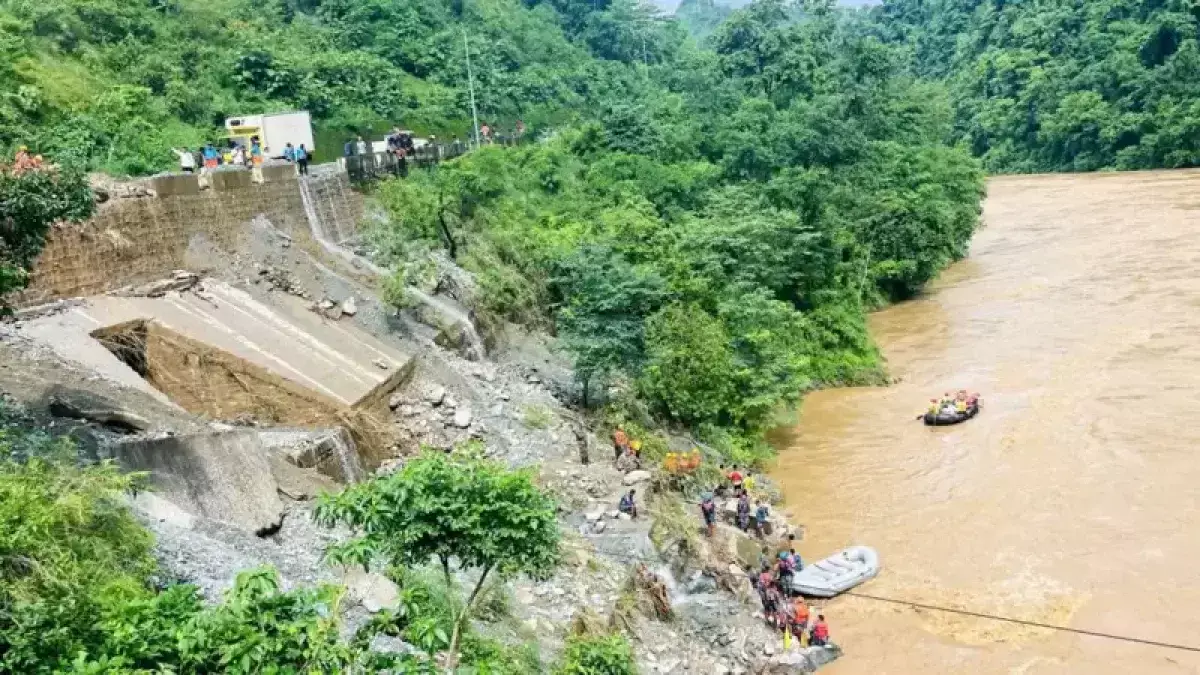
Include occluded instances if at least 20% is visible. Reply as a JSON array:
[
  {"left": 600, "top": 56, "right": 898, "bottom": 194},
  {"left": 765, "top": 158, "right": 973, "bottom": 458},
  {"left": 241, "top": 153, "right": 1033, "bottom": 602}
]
[{"left": 555, "top": 633, "right": 638, "bottom": 675}]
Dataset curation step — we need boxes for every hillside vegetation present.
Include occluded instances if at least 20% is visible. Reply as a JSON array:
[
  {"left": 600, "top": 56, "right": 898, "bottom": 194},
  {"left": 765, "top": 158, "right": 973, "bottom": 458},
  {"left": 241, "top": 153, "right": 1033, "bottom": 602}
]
[
  {"left": 867, "top": 0, "right": 1200, "bottom": 172},
  {"left": 370, "top": 0, "right": 984, "bottom": 461},
  {"left": 0, "top": 0, "right": 674, "bottom": 172}
]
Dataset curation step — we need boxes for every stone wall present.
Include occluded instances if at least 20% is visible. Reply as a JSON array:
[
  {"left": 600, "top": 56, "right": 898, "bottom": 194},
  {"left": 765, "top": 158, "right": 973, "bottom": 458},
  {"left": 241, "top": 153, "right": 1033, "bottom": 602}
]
[{"left": 11, "top": 168, "right": 362, "bottom": 308}]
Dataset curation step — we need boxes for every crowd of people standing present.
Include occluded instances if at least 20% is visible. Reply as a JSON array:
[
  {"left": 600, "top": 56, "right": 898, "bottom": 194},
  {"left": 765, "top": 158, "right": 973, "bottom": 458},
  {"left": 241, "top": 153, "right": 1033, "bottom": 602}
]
[
  {"left": 609, "top": 425, "right": 836, "bottom": 650},
  {"left": 172, "top": 136, "right": 309, "bottom": 180}
]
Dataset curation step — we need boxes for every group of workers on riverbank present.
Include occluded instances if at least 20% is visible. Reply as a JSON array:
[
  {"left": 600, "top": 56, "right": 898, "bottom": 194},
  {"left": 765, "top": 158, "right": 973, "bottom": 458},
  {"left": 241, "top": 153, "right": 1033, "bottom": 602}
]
[{"left": 610, "top": 426, "right": 834, "bottom": 649}]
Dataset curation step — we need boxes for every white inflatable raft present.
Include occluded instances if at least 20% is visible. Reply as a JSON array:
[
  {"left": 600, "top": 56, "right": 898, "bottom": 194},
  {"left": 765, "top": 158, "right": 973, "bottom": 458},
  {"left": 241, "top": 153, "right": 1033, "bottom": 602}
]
[{"left": 787, "top": 546, "right": 880, "bottom": 598}]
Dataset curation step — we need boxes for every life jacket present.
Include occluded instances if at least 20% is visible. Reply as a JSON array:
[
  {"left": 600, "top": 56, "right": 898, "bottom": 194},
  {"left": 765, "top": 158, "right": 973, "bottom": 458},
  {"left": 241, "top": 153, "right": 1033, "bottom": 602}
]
[
  {"left": 779, "top": 555, "right": 795, "bottom": 573},
  {"left": 813, "top": 622, "right": 829, "bottom": 640},
  {"left": 701, "top": 499, "right": 715, "bottom": 514},
  {"left": 793, "top": 600, "right": 810, "bottom": 623}
]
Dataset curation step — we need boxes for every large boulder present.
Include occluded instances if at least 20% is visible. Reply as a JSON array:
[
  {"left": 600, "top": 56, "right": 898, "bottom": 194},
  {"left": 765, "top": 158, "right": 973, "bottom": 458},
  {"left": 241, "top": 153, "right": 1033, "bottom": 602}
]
[
  {"left": 46, "top": 385, "right": 150, "bottom": 433},
  {"left": 113, "top": 430, "right": 285, "bottom": 535}
]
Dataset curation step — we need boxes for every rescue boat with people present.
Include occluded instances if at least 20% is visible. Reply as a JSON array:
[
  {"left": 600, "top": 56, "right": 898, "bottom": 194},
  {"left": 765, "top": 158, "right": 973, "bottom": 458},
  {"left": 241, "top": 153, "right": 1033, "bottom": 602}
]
[
  {"left": 787, "top": 546, "right": 880, "bottom": 598},
  {"left": 922, "top": 402, "right": 980, "bottom": 426}
]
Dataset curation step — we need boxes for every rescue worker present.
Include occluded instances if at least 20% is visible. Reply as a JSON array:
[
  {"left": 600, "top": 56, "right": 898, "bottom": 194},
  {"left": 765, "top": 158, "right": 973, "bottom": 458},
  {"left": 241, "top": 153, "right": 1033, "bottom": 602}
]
[
  {"left": 618, "top": 489, "right": 638, "bottom": 519},
  {"left": 736, "top": 492, "right": 751, "bottom": 531},
  {"left": 792, "top": 597, "right": 811, "bottom": 635},
  {"left": 754, "top": 500, "right": 770, "bottom": 538},
  {"left": 700, "top": 493, "right": 717, "bottom": 537},
  {"left": 810, "top": 615, "right": 830, "bottom": 646},
  {"left": 612, "top": 426, "right": 629, "bottom": 461}
]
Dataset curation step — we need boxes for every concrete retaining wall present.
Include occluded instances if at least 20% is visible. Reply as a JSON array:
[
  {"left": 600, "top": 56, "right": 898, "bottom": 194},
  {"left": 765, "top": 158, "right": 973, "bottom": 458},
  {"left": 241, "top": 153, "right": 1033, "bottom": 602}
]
[{"left": 10, "top": 170, "right": 363, "bottom": 308}]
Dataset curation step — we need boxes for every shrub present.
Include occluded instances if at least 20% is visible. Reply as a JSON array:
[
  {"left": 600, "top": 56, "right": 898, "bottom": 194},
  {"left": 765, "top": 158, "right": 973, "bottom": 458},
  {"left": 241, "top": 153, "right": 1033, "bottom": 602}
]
[{"left": 555, "top": 633, "right": 638, "bottom": 675}]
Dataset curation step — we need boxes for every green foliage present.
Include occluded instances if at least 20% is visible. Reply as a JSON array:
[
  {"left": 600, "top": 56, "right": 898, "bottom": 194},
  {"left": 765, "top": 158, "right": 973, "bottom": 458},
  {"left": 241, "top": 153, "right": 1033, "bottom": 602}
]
[
  {"left": 0, "top": 157, "right": 94, "bottom": 300},
  {"left": 640, "top": 303, "right": 736, "bottom": 425},
  {"left": 521, "top": 404, "right": 555, "bottom": 430},
  {"left": 555, "top": 633, "right": 638, "bottom": 675},
  {"left": 363, "top": 2, "right": 985, "bottom": 466},
  {"left": 314, "top": 448, "right": 561, "bottom": 668},
  {"left": 866, "top": 0, "right": 1200, "bottom": 172},
  {"left": 0, "top": 406, "right": 402, "bottom": 673}
]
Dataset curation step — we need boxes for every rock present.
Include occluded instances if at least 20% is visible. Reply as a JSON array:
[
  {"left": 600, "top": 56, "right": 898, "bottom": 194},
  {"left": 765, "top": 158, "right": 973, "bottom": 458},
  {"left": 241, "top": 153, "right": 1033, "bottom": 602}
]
[
  {"left": 262, "top": 427, "right": 366, "bottom": 484},
  {"left": 319, "top": 299, "right": 335, "bottom": 310},
  {"left": 585, "top": 509, "right": 606, "bottom": 523},
  {"left": 116, "top": 272, "right": 200, "bottom": 298},
  {"left": 425, "top": 386, "right": 446, "bottom": 406},
  {"left": 453, "top": 409, "right": 473, "bottom": 428},
  {"left": 373, "top": 359, "right": 388, "bottom": 370},
  {"left": 112, "top": 430, "right": 285, "bottom": 536},
  {"left": 684, "top": 573, "right": 718, "bottom": 595},
  {"left": 592, "top": 520, "right": 607, "bottom": 533},
  {"left": 444, "top": 396, "right": 458, "bottom": 409},
  {"left": 323, "top": 305, "right": 344, "bottom": 320},
  {"left": 388, "top": 393, "right": 406, "bottom": 410},
  {"left": 267, "top": 454, "right": 341, "bottom": 501},
  {"left": 46, "top": 386, "right": 151, "bottom": 433},
  {"left": 623, "top": 470, "right": 652, "bottom": 486},
  {"left": 608, "top": 510, "right": 621, "bottom": 519},
  {"left": 342, "top": 568, "right": 400, "bottom": 613},
  {"left": 129, "top": 491, "right": 196, "bottom": 530},
  {"left": 617, "top": 512, "right": 632, "bottom": 521},
  {"left": 342, "top": 297, "right": 358, "bottom": 316}
]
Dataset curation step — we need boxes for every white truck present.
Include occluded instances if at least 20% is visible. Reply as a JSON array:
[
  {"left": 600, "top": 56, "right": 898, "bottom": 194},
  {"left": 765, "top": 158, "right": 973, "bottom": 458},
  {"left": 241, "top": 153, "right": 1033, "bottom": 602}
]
[{"left": 224, "top": 111, "right": 314, "bottom": 159}]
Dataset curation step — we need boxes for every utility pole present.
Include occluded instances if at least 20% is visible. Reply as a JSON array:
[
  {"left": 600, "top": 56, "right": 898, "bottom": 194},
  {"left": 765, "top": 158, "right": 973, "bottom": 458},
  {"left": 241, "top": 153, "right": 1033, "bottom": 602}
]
[{"left": 463, "top": 29, "right": 481, "bottom": 150}]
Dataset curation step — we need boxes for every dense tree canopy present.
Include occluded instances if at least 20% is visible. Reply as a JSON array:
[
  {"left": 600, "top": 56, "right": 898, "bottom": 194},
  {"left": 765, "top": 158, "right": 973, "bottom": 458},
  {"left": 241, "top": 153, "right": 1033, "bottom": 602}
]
[
  {"left": 864, "top": 0, "right": 1200, "bottom": 172},
  {"left": 369, "top": 0, "right": 985, "bottom": 459}
]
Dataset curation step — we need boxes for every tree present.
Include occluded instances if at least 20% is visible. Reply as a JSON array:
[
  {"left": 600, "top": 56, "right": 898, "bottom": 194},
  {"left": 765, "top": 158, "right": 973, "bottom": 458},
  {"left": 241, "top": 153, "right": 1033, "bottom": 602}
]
[
  {"left": 313, "top": 449, "right": 561, "bottom": 670},
  {"left": 640, "top": 303, "right": 736, "bottom": 425},
  {"left": 553, "top": 244, "right": 666, "bottom": 405},
  {"left": 0, "top": 158, "right": 93, "bottom": 302}
]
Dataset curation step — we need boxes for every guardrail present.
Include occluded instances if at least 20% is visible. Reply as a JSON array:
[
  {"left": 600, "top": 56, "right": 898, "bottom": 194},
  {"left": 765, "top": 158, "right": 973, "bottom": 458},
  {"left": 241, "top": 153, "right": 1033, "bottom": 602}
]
[{"left": 342, "top": 137, "right": 528, "bottom": 184}]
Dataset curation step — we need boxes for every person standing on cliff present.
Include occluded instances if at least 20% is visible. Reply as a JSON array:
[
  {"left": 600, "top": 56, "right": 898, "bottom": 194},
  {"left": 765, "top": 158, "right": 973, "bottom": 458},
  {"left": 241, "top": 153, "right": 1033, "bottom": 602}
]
[
  {"left": 700, "top": 493, "right": 717, "bottom": 537},
  {"left": 201, "top": 143, "right": 219, "bottom": 174},
  {"left": 612, "top": 426, "right": 629, "bottom": 462},
  {"left": 295, "top": 144, "right": 309, "bottom": 176},
  {"left": 172, "top": 147, "right": 196, "bottom": 173}
]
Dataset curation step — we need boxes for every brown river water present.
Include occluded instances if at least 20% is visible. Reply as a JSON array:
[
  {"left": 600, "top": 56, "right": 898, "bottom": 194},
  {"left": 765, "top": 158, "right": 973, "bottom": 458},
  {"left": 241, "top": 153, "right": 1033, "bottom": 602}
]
[{"left": 770, "top": 171, "right": 1200, "bottom": 674}]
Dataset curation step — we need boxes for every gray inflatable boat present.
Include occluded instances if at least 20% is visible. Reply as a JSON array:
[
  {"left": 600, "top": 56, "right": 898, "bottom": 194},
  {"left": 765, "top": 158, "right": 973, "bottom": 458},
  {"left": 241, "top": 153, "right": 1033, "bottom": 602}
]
[{"left": 787, "top": 546, "right": 880, "bottom": 598}]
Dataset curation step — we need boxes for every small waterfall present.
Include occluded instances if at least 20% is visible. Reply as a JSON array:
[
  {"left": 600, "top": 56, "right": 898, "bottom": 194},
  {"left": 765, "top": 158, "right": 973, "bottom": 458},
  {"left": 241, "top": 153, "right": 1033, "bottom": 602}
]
[
  {"left": 326, "top": 426, "right": 366, "bottom": 484},
  {"left": 298, "top": 175, "right": 389, "bottom": 275}
]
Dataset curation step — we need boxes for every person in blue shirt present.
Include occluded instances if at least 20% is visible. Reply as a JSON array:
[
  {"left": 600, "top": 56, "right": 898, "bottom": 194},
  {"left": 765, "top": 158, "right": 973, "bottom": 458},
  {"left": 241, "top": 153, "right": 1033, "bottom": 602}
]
[
  {"left": 201, "top": 142, "right": 219, "bottom": 174},
  {"left": 618, "top": 489, "right": 638, "bottom": 519},
  {"left": 282, "top": 143, "right": 295, "bottom": 162},
  {"left": 754, "top": 500, "right": 770, "bottom": 538},
  {"left": 296, "top": 144, "right": 309, "bottom": 176}
]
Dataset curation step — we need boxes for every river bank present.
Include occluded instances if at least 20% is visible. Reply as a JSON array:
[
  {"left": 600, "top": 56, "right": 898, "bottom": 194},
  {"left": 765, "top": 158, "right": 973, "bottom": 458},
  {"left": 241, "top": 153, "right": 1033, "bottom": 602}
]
[{"left": 768, "top": 171, "right": 1200, "bottom": 674}]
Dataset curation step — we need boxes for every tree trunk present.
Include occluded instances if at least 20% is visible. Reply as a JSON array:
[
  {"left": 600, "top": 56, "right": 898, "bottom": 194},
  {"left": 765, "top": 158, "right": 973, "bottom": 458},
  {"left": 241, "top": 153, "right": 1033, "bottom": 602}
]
[
  {"left": 445, "top": 564, "right": 493, "bottom": 672},
  {"left": 436, "top": 191, "right": 458, "bottom": 260}
]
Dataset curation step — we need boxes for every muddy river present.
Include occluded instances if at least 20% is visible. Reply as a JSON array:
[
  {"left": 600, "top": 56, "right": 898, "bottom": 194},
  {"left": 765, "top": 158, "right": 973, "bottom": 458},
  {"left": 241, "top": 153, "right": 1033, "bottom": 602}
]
[{"left": 770, "top": 172, "right": 1200, "bottom": 674}]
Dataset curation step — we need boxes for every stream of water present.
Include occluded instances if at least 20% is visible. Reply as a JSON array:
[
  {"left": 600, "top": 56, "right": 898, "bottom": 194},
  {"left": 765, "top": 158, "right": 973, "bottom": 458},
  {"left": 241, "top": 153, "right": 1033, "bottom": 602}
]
[{"left": 770, "top": 171, "right": 1200, "bottom": 674}]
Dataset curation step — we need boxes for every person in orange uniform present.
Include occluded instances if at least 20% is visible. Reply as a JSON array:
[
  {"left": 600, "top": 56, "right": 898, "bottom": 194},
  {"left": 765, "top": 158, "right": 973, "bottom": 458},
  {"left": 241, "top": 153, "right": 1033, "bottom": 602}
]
[{"left": 612, "top": 426, "right": 629, "bottom": 461}]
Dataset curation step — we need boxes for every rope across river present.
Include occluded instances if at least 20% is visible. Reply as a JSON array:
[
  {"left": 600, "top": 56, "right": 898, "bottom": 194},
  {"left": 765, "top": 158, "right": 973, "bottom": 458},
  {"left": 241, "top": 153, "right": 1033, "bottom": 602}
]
[
  {"left": 842, "top": 591, "right": 1200, "bottom": 654},
  {"left": 578, "top": 548, "right": 1200, "bottom": 653}
]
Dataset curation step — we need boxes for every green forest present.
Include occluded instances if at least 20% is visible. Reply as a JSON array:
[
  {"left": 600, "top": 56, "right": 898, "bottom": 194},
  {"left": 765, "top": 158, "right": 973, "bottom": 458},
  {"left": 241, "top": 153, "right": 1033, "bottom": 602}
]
[
  {"left": 867, "top": 0, "right": 1200, "bottom": 172},
  {"left": 7, "top": 0, "right": 1198, "bottom": 668}
]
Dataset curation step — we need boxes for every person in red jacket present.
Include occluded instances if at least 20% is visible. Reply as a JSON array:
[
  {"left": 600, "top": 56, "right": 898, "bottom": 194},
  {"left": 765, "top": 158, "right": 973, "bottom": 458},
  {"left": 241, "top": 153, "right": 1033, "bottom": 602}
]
[{"left": 810, "top": 614, "right": 830, "bottom": 646}]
